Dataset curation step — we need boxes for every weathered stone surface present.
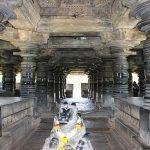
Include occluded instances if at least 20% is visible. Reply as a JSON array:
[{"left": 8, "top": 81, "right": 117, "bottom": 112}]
[
  {"left": 1, "top": 0, "right": 150, "bottom": 149},
  {"left": 0, "top": 97, "right": 39, "bottom": 150}
]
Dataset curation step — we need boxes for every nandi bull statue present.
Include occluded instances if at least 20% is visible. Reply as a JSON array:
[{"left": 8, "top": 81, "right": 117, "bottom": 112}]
[{"left": 42, "top": 100, "right": 93, "bottom": 150}]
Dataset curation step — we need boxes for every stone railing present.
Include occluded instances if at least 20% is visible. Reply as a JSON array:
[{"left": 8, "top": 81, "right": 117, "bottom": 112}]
[
  {"left": 115, "top": 97, "right": 150, "bottom": 149},
  {"left": 1, "top": 98, "right": 33, "bottom": 131},
  {"left": 115, "top": 97, "right": 142, "bottom": 133},
  {"left": 0, "top": 97, "right": 37, "bottom": 150}
]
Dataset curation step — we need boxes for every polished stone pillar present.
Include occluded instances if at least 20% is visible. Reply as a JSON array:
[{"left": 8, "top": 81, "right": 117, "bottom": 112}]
[
  {"left": 101, "top": 58, "right": 114, "bottom": 106},
  {"left": 20, "top": 49, "right": 36, "bottom": 98},
  {"left": 132, "top": 1, "right": 150, "bottom": 109},
  {"left": 36, "top": 61, "right": 48, "bottom": 106},
  {"left": 47, "top": 70, "right": 54, "bottom": 103},
  {"left": 102, "top": 58, "right": 114, "bottom": 95},
  {"left": 97, "top": 69, "right": 103, "bottom": 103},
  {"left": 138, "top": 67, "right": 145, "bottom": 97},
  {"left": 130, "top": 2, "right": 150, "bottom": 146},
  {"left": 142, "top": 35, "right": 150, "bottom": 108},
  {"left": 62, "top": 75, "right": 66, "bottom": 98},
  {"left": 54, "top": 73, "right": 60, "bottom": 102},
  {"left": 46, "top": 69, "right": 56, "bottom": 112},
  {"left": 93, "top": 70, "right": 98, "bottom": 101},
  {"left": 111, "top": 48, "right": 129, "bottom": 98},
  {"left": 128, "top": 69, "right": 133, "bottom": 96},
  {"left": 88, "top": 74, "right": 93, "bottom": 98},
  {"left": 60, "top": 74, "right": 66, "bottom": 99},
  {"left": 59, "top": 74, "right": 64, "bottom": 99},
  {"left": 89, "top": 71, "right": 95, "bottom": 99},
  {"left": 2, "top": 64, "right": 15, "bottom": 96}
]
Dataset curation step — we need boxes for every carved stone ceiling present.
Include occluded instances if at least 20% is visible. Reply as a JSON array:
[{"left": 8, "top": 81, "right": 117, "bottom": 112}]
[
  {"left": 37, "top": 0, "right": 112, "bottom": 19},
  {"left": 0, "top": 0, "right": 147, "bottom": 66}
]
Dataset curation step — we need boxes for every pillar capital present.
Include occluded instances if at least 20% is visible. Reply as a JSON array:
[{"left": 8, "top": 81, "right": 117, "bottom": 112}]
[{"left": 131, "top": 1, "right": 150, "bottom": 33}]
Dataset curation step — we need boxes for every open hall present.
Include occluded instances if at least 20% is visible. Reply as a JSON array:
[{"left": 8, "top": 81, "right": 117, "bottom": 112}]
[{"left": 0, "top": 0, "right": 150, "bottom": 149}]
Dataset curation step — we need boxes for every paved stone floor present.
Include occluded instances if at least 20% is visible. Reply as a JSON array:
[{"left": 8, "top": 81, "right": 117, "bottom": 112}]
[
  {"left": 21, "top": 114, "right": 132, "bottom": 150},
  {"left": 21, "top": 99, "right": 132, "bottom": 150}
]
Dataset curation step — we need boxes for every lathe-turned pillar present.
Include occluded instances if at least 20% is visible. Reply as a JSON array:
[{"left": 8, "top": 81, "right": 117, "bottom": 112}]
[
  {"left": 111, "top": 47, "right": 129, "bottom": 98},
  {"left": 88, "top": 73, "right": 93, "bottom": 98},
  {"left": 128, "top": 69, "right": 133, "bottom": 96},
  {"left": 131, "top": 1, "right": 150, "bottom": 146},
  {"left": 47, "top": 70, "right": 55, "bottom": 103},
  {"left": 88, "top": 71, "right": 96, "bottom": 99},
  {"left": 132, "top": 1, "right": 150, "bottom": 109},
  {"left": 97, "top": 69, "right": 103, "bottom": 103},
  {"left": 62, "top": 75, "right": 66, "bottom": 98},
  {"left": 59, "top": 73, "right": 65, "bottom": 99},
  {"left": 20, "top": 47, "right": 37, "bottom": 98},
  {"left": 101, "top": 58, "right": 114, "bottom": 106},
  {"left": 2, "top": 64, "right": 15, "bottom": 96},
  {"left": 137, "top": 67, "right": 145, "bottom": 97},
  {"left": 93, "top": 70, "right": 98, "bottom": 101},
  {"left": 102, "top": 59, "right": 114, "bottom": 95},
  {"left": 54, "top": 72, "right": 60, "bottom": 103},
  {"left": 59, "top": 74, "right": 66, "bottom": 99},
  {"left": 36, "top": 61, "right": 48, "bottom": 106}
]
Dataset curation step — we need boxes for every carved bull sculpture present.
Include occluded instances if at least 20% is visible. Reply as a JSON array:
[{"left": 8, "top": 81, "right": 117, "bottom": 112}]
[{"left": 42, "top": 100, "right": 93, "bottom": 150}]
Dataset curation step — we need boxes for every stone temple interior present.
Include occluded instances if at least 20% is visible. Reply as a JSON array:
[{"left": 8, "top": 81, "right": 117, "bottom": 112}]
[{"left": 0, "top": 0, "right": 150, "bottom": 149}]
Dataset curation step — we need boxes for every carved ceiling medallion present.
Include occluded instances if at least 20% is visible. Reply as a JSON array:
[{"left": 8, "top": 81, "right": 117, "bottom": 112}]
[{"left": 38, "top": 0, "right": 112, "bottom": 19}]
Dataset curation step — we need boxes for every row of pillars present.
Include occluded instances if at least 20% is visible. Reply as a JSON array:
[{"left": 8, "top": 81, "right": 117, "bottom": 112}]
[
  {"left": 1, "top": 49, "right": 66, "bottom": 107},
  {"left": 2, "top": 0, "right": 150, "bottom": 110},
  {"left": 1, "top": 48, "right": 146, "bottom": 105},
  {"left": 36, "top": 61, "right": 66, "bottom": 106},
  {"left": 21, "top": 57, "right": 67, "bottom": 106},
  {"left": 88, "top": 49, "right": 143, "bottom": 104}
]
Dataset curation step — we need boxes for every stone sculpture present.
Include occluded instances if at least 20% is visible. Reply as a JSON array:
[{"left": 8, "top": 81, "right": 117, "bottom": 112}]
[{"left": 42, "top": 100, "right": 93, "bottom": 150}]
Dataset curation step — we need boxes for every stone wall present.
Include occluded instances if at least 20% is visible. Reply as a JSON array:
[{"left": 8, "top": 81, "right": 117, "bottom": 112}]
[{"left": 0, "top": 98, "right": 39, "bottom": 150}]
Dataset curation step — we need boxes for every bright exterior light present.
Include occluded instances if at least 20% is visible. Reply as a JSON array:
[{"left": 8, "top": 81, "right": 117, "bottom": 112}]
[
  {"left": 132, "top": 72, "right": 139, "bottom": 83},
  {"left": 66, "top": 74, "right": 88, "bottom": 98},
  {"left": 16, "top": 72, "right": 21, "bottom": 83}
]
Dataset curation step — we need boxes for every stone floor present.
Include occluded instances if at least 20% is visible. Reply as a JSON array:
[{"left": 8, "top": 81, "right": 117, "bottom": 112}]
[
  {"left": 21, "top": 113, "right": 132, "bottom": 150},
  {"left": 21, "top": 99, "right": 132, "bottom": 150}
]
